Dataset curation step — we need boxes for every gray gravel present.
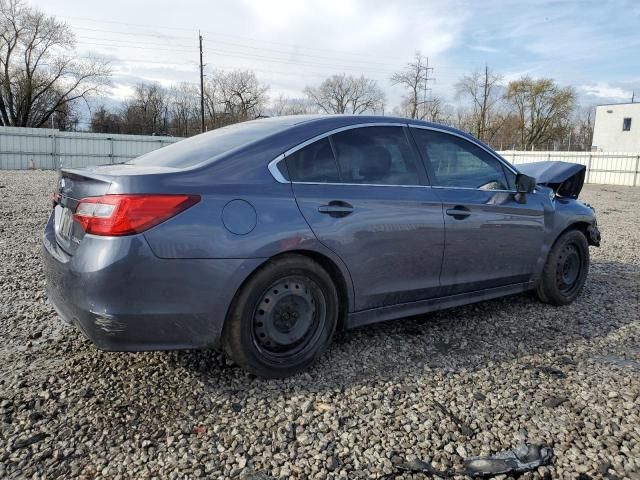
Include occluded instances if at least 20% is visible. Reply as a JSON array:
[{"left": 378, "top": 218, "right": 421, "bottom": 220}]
[{"left": 1, "top": 170, "right": 639, "bottom": 479}]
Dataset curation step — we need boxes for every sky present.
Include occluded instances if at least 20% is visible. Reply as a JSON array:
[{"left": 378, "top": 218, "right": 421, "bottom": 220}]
[{"left": 33, "top": 0, "right": 640, "bottom": 113}]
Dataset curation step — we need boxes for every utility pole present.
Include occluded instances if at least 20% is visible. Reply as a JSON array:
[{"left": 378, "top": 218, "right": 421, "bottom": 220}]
[{"left": 199, "top": 31, "right": 205, "bottom": 133}]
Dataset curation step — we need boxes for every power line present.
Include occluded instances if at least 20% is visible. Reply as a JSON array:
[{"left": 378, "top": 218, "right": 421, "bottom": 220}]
[
  {"left": 61, "top": 15, "right": 402, "bottom": 61},
  {"left": 76, "top": 39, "right": 395, "bottom": 75},
  {"left": 77, "top": 34, "right": 194, "bottom": 49},
  {"left": 76, "top": 31, "right": 401, "bottom": 68},
  {"left": 76, "top": 40, "right": 194, "bottom": 54},
  {"left": 79, "top": 52, "right": 383, "bottom": 81}
]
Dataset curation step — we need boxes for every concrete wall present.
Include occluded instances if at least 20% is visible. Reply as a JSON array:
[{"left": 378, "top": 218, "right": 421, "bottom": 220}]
[
  {"left": 592, "top": 103, "right": 640, "bottom": 152},
  {"left": 0, "top": 126, "right": 181, "bottom": 170}
]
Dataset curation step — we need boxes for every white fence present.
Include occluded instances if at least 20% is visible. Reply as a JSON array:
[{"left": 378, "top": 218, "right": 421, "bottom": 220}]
[
  {"left": 0, "top": 127, "right": 639, "bottom": 186},
  {"left": 0, "top": 126, "right": 181, "bottom": 170},
  {"left": 498, "top": 150, "right": 640, "bottom": 186}
]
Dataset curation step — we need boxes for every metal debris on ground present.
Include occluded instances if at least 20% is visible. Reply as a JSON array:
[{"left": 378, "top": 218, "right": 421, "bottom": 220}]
[{"left": 463, "top": 444, "right": 553, "bottom": 477}]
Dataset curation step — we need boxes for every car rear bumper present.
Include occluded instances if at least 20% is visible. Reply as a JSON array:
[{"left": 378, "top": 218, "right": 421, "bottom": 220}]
[{"left": 42, "top": 213, "right": 264, "bottom": 351}]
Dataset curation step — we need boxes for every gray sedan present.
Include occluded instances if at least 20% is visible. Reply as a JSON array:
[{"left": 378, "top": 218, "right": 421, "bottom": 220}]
[{"left": 42, "top": 115, "right": 600, "bottom": 377}]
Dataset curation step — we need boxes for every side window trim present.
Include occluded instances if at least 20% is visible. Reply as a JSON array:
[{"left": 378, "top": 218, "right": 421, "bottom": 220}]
[
  {"left": 268, "top": 153, "right": 289, "bottom": 183},
  {"left": 326, "top": 135, "right": 344, "bottom": 181},
  {"left": 268, "top": 122, "right": 519, "bottom": 189},
  {"left": 408, "top": 125, "right": 518, "bottom": 193}
]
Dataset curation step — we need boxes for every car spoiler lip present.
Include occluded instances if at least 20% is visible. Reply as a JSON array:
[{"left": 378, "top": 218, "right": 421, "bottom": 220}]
[{"left": 516, "top": 161, "right": 586, "bottom": 199}]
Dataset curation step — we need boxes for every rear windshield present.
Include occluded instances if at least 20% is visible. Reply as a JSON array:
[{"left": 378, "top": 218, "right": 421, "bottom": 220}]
[{"left": 127, "top": 120, "right": 290, "bottom": 168}]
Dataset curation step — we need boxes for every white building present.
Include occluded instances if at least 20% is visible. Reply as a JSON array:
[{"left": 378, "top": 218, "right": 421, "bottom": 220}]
[{"left": 592, "top": 102, "right": 640, "bottom": 152}]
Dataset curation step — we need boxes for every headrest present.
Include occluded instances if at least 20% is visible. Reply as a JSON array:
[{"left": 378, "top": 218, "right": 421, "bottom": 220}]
[{"left": 359, "top": 146, "right": 391, "bottom": 180}]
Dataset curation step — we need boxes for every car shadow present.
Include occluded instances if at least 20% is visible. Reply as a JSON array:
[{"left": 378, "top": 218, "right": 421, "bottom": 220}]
[{"left": 171, "top": 259, "right": 639, "bottom": 395}]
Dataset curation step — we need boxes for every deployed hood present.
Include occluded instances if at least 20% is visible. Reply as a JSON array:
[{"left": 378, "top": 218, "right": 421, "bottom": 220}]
[{"left": 516, "top": 161, "right": 586, "bottom": 199}]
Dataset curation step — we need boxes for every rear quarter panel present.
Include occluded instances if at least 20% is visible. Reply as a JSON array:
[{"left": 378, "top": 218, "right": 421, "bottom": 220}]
[{"left": 143, "top": 183, "right": 315, "bottom": 258}]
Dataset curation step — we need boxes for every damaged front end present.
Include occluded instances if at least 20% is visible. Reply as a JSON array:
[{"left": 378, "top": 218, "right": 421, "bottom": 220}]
[
  {"left": 517, "top": 160, "right": 601, "bottom": 247},
  {"left": 586, "top": 220, "right": 601, "bottom": 247},
  {"left": 516, "top": 161, "right": 586, "bottom": 199}
]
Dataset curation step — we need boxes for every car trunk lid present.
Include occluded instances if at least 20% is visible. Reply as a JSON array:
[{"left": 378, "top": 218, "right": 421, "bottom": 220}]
[
  {"left": 54, "top": 169, "right": 114, "bottom": 255},
  {"left": 52, "top": 164, "right": 188, "bottom": 255}
]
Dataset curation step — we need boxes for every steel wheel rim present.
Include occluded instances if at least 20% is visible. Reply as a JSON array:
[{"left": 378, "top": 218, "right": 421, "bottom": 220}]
[
  {"left": 252, "top": 275, "right": 326, "bottom": 363},
  {"left": 557, "top": 243, "right": 583, "bottom": 295}
]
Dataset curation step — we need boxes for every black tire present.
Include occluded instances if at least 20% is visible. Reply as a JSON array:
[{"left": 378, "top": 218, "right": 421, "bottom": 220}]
[
  {"left": 222, "top": 254, "right": 338, "bottom": 378},
  {"left": 536, "top": 230, "right": 590, "bottom": 306}
]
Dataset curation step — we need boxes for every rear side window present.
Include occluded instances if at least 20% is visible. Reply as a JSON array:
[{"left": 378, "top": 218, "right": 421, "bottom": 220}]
[
  {"left": 285, "top": 138, "right": 340, "bottom": 183},
  {"left": 331, "top": 127, "right": 420, "bottom": 185},
  {"left": 412, "top": 129, "right": 512, "bottom": 190}
]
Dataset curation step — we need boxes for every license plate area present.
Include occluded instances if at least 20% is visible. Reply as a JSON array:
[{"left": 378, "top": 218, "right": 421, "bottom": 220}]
[{"left": 54, "top": 204, "right": 75, "bottom": 245}]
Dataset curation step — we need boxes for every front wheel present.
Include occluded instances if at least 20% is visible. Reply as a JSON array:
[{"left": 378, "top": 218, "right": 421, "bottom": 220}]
[
  {"left": 222, "top": 255, "right": 338, "bottom": 378},
  {"left": 536, "top": 230, "right": 590, "bottom": 305}
]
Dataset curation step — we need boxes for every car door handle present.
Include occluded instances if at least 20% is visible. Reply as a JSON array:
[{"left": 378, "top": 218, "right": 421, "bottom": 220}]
[
  {"left": 318, "top": 201, "right": 353, "bottom": 217},
  {"left": 446, "top": 206, "right": 471, "bottom": 219}
]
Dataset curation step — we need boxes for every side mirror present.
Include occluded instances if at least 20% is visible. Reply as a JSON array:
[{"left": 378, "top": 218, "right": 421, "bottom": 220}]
[
  {"left": 514, "top": 173, "right": 536, "bottom": 203},
  {"left": 516, "top": 173, "right": 536, "bottom": 193}
]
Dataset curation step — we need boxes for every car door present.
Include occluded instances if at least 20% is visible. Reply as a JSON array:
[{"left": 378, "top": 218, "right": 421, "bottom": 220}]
[
  {"left": 410, "top": 127, "right": 545, "bottom": 295},
  {"left": 284, "top": 124, "right": 445, "bottom": 311}
]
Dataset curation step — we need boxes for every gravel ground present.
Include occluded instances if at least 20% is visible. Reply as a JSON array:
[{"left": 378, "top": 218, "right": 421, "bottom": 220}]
[{"left": 0, "top": 170, "right": 639, "bottom": 480}]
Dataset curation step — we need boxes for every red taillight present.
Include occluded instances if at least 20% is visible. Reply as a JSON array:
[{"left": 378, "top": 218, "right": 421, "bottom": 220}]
[{"left": 73, "top": 194, "right": 200, "bottom": 236}]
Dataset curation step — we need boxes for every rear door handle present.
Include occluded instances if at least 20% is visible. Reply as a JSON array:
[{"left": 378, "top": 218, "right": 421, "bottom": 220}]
[
  {"left": 446, "top": 206, "right": 471, "bottom": 219},
  {"left": 318, "top": 201, "right": 353, "bottom": 217}
]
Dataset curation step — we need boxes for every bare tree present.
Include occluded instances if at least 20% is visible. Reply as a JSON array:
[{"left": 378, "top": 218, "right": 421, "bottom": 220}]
[
  {"left": 203, "top": 69, "right": 269, "bottom": 128},
  {"left": 90, "top": 104, "right": 122, "bottom": 133},
  {"left": 88, "top": 69, "right": 269, "bottom": 136},
  {"left": 422, "top": 96, "right": 455, "bottom": 125},
  {"left": 393, "top": 95, "right": 453, "bottom": 125},
  {"left": 505, "top": 77, "right": 576, "bottom": 149},
  {"left": 116, "top": 82, "right": 170, "bottom": 135},
  {"left": 219, "top": 70, "right": 268, "bottom": 120},
  {"left": 571, "top": 105, "right": 595, "bottom": 149},
  {"left": 169, "top": 82, "right": 198, "bottom": 137},
  {"left": 390, "top": 51, "right": 432, "bottom": 119},
  {"left": 455, "top": 65, "right": 505, "bottom": 141},
  {"left": 303, "top": 74, "right": 385, "bottom": 114},
  {"left": 203, "top": 71, "right": 223, "bottom": 129},
  {"left": 269, "top": 94, "right": 313, "bottom": 116},
  {"left": 0, "top": 0, "right": 110, "bottom": 127}
]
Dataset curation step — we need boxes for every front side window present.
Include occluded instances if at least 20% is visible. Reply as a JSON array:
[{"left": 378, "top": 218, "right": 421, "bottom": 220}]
[
  {"left": 331, "top": 126, "right": 420, "bottom": 185},
  {"left": 623, "top": 117, "right": 632, "bottom": 131},
  {"left": 412, "top": 129, "right": 513, "bottom": 190}
]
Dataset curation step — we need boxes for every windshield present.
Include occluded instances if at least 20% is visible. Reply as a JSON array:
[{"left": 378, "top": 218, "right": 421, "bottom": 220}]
[{"left": 127, "top": 120, "right": 291, "bottom": 168}]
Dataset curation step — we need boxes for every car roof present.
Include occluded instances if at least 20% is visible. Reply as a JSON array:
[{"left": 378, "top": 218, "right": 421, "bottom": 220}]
[{"left": 258, "top": 114, "right": 457, "bottom": 129}]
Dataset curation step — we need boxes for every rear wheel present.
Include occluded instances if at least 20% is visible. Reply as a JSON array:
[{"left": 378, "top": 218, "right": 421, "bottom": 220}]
[
  {"left": 536, "top": 230, "right": 589, "bottom": 305},
  {"left": 223, "top": 255, "right": 338, "bottom": 378}
]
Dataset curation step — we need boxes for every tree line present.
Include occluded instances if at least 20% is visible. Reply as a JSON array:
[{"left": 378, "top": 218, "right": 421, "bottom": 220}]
[
  {"left": 1, "top": 0, "right": 595, "bottom": 150},
  {"left": 89, "top": 55, "right": 593, "bottom": 151}
]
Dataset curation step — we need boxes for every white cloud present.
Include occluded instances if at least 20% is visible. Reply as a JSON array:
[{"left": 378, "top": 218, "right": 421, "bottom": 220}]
[
  {"left": 580, "top": 83, "right": 632, "bottom": 102},
  {"left": 27, "top": 0, "right": 640, "bottom": 110}
]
